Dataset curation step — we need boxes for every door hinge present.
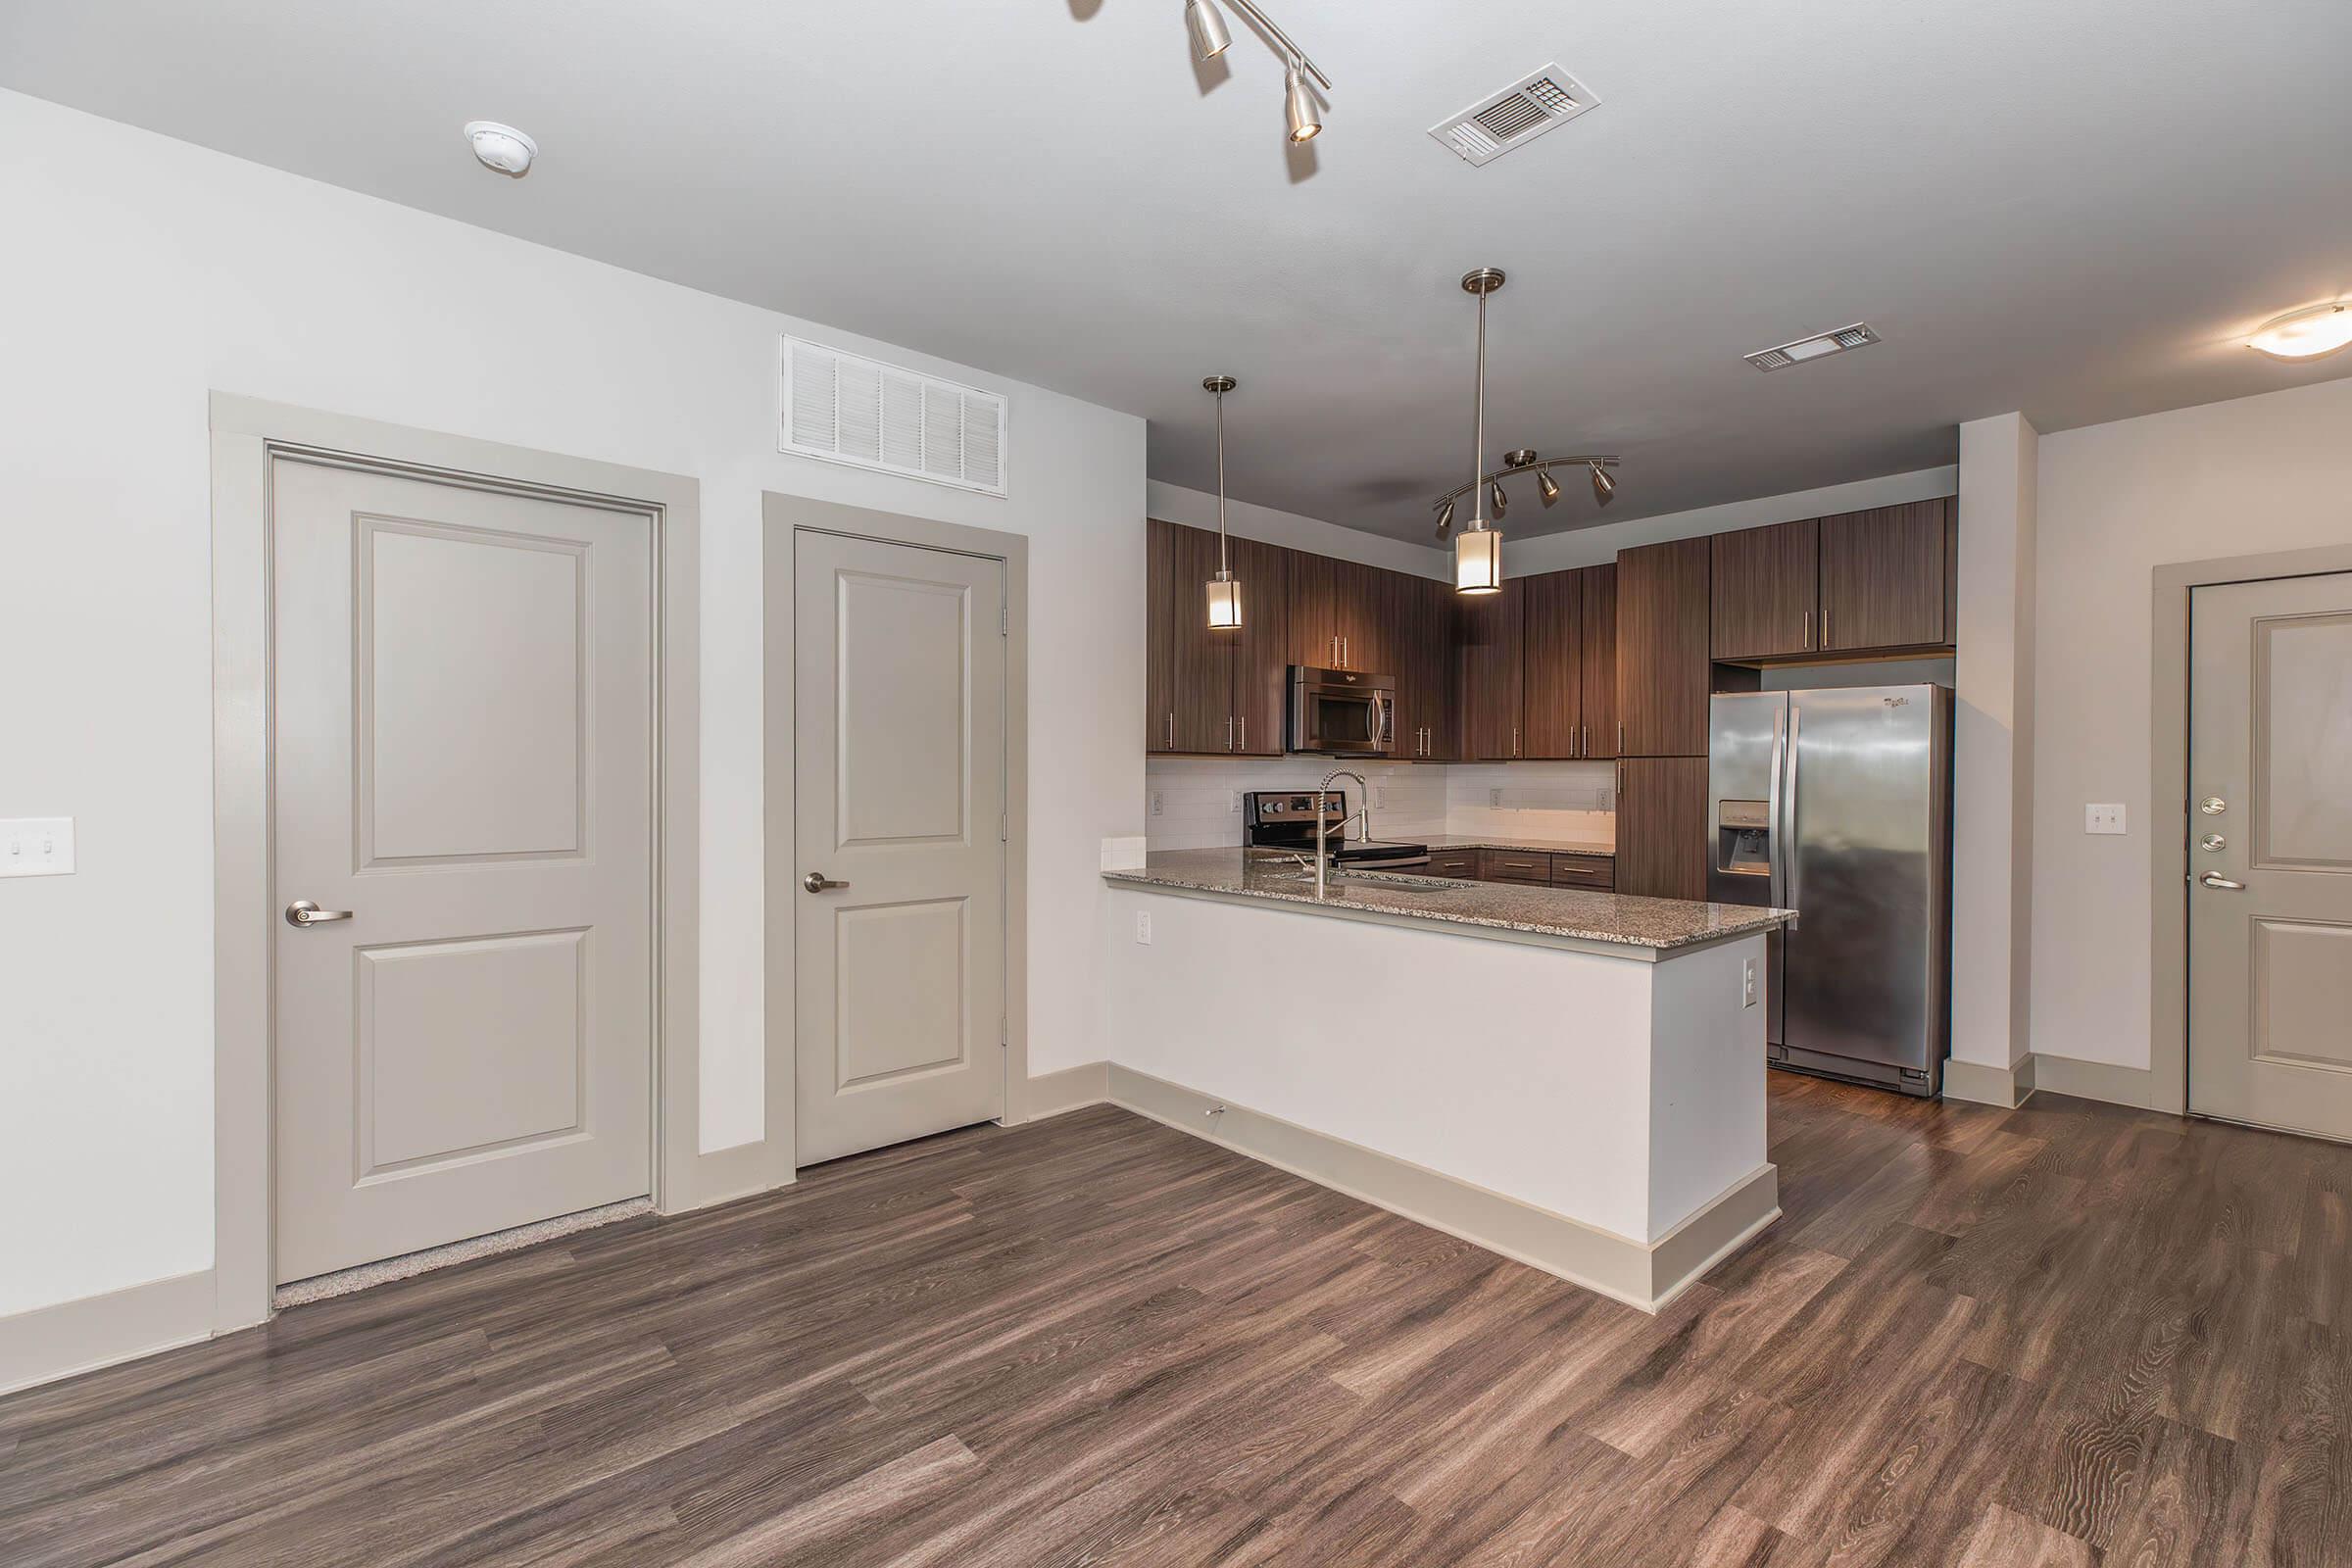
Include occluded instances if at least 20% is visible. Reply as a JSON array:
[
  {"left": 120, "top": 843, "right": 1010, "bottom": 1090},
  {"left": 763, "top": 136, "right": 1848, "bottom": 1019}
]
[
  {"left": 1000, "top": 811, "right": 1008, "bottom": 843},
  {"left": 1000, "top": 1015, "right": 1008, "bottom": 1048},
  {"left": 1000, "top": 601, "right": 1008, "bottom": 636}
]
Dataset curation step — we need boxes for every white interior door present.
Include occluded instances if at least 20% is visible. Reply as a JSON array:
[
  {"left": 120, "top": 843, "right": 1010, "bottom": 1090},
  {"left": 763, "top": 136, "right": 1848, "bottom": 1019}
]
[
  {"left": 795, "top": 530, "right": 1007, "bottom": 1165},
  {"left": 2188, "top": 570, "right": 2352, "bottom": 1142},
  {"left": 271, "top": 457, "right": 655, "bottom": 1284}
]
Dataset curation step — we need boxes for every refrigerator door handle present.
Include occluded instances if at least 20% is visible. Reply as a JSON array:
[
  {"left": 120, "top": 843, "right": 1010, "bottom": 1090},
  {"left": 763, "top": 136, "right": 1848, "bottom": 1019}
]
[
  {"left": 1782, "top": 706, "right": 1802, "bottom": 919},
  {"left": 1765, "top": 704, "right": 1788, "bottom": 909}
]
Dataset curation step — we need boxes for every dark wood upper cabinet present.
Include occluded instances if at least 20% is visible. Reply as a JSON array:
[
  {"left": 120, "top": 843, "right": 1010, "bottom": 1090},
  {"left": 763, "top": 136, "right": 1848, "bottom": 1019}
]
[
  {"left": 1229, "top": 534, "right": 1289, "bottom": 756},
  {"left": 1616, "top": 536, "right": 1711, "bottom": 757},
  {"left": 1394, "top": 573, "right": 1457, "bottom": 760},
  {"left": 1458, "top": 576, "right": 1526, "bottom": 760},
  {"left": 1521, "top": 569, "right": 1583, "bottom": 759},
  {"left": 1711, "top": 517, "right": 1819, "bottom": 660},
  {"left": 1819, "top": 500, "right": 1948, "bottom": 652},
  {"left": 1287, "top": 554, "right": 1389, "bottom": 672},
  {"left": 1578, "top": 564, "right": 1619, "bottom": 760},
  {"left": 1615, "top": 756, "right": 1707, "bottom": 900}
]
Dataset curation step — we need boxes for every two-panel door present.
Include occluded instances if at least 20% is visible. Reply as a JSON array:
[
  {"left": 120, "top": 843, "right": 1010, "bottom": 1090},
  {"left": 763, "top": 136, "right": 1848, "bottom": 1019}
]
[
  {"left": 2188, "top": 571, "right": 2352, "bottom": 1142},
  {"left": 271, "top": 458, "right": 654, "bottom": 1285},
  {"left": 794, "top": 531, "right": 1008, "bottom": 1165}
]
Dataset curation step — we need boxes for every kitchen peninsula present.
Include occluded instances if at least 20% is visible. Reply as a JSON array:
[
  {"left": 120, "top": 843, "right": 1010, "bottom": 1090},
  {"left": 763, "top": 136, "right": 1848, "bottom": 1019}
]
[{"left": 1101, "top": 851, "right": 1795, "bottom": 1311}]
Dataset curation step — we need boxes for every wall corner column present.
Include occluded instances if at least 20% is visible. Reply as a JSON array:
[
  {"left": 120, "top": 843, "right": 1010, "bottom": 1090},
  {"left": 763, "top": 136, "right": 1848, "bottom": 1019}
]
[{"left": 1948, "top": 413, "right": 2039, "bottom": 1100}]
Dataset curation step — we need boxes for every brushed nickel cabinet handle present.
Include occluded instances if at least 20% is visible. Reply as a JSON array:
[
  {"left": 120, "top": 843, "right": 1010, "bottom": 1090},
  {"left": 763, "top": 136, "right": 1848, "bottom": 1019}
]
[
  {"left": 1240, "top": 715, "right": 1247, "bottom": 751},
  {"left": 285, "top": 900, "right": 353, "bottom": 927},
  {"left": 1803, "top": 608, "right": 1813, "bottom": 650},
  {"left": 1618, "top": 722, "right": 1625, "bottom": 754},
  {"left": 1165, "top": 712, "right": 1174, "bottom": 749}
]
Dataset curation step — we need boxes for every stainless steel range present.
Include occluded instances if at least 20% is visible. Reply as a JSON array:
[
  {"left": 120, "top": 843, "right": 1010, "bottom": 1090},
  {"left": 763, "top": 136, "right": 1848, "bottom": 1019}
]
[{"left": 1242, "top": 791, "right": 1428, "bottom": 869}]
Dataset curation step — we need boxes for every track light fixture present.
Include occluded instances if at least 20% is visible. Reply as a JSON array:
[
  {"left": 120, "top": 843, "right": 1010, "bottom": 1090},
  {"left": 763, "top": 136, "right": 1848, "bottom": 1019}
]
[
  {"left": 1590, "top": 460, "right": 1616, "bottom": 505},
  {"left": 1538, "top": 468, "right": 1563, "bottom": 507},
  {"left": 1185, "top": 0, "right": 1231, "bottom": 61},
  {"left": 1179, "top": 0, "right": 1332, "bottom": 148},
  {"left": 1202, "top": 375, "right": 1243, "bottom": 629},
  {"left": 1434, "top": 497, "right": 1455, "bottom": 541}
]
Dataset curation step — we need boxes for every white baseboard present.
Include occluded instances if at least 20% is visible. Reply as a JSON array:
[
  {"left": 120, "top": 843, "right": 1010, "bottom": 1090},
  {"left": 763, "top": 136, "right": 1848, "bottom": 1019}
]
[
  {"left": 1942, "top": 1054, "right": 2036, "bottom": 1109},
  {"left": 1018, "top": 1061, "right": 1110, "bottom": 1122},
  {"left": 0, "top": 1269, "right": 217, "bottom": 1397},
  {"left": 1105, "top": 1063, "right": 1777, "bottom": 1314},
  {"left": 2029, "top": 1052, "right": 2156, "bottom": 1109}
]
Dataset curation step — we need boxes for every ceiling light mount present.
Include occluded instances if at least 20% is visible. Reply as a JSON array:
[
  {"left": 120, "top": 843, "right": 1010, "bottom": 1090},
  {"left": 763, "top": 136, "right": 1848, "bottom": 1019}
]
[{"left": 462, "top": 120, "right": 538, "bottom": 177}]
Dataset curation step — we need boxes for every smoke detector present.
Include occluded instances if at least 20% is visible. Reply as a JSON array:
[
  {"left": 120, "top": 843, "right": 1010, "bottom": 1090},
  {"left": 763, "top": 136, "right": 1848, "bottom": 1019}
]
[
  {"left": 1428, "top": 65, "right": 1599, "bottom": 167},
  {"left": 463, "top": 121, "right": 538, "bottom": 177},
  {"left": 1744, "top": 323, "right": 1882, "bottom": 372}
]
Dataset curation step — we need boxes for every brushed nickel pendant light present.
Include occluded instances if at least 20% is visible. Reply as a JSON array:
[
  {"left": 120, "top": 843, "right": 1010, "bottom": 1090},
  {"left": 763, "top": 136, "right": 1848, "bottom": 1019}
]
[
  {"left": 1203, "top": 374, "right": 1243, "bottom": 629},
  {"left": 1427, "top": 274, "right": 1624, "bottom": 552},
  {"left": 1453, "top": 269, "right": 1506, "bottom": 595}
]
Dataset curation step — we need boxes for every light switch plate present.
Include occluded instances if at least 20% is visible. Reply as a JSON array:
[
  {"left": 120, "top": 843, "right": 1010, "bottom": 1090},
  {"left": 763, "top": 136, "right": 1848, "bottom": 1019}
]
[
  {"left": 1150, "top": 791, "right": 1164, "bottom": 817},
  {"left": 1742, "top": 956, "right": 1759, "bottom": 1008},
  {"left": 0, "top": 817, "right": 74, "bottom": 877},
  {"left": 2085, "top": 804, "right": 2127, "bottom": 835}
]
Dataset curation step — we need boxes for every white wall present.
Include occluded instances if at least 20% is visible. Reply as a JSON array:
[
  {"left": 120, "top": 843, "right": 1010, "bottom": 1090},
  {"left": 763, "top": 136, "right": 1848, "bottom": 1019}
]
[
  {"left": 1951, "top": 415, "right": 2039, "bottom": 1071},
  {"left": 0, "top": 90, "right": 1144, "bottom": 1318},
  {"left": 2031, "top": 375, "right": 2352, "bottom": 1070}
]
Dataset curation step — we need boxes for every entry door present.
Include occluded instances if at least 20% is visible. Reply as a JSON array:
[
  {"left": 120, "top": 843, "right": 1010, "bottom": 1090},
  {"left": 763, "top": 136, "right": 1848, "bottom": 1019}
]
[
  {"left": 272, "top": 457, "right": 655, "bottom": 1284},
  {"left": 2188, "top": 570, "right": 2352, "bottom": 1141},
  {"left": 795, "top": 531, "right": 1007, "bottom": 1165}
]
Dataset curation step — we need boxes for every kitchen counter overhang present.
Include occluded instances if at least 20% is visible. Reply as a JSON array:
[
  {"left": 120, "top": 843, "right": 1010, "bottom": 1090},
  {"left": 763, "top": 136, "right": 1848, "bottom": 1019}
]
[{"left": 1103, "top": 850, "right": 1792, "bottom": 962}]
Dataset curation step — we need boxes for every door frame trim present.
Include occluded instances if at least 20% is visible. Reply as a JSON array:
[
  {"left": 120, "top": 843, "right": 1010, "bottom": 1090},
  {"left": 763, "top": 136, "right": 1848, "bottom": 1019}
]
[
  {"left": 2149, "top": 543, "right": 2352, "bottom": 1116},
  {"left": 761, "top": 493, "right": 1033, "bottom": 1173},
  {"left": 209, "top": 394, "right": 703, "bottom": 1333}
]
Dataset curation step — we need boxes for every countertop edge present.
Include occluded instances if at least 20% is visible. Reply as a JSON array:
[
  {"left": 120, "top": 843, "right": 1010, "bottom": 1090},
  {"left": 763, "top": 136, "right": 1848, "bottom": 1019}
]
[{"left": 1102, "top": 868, "right": 1792, "bottom": 959}]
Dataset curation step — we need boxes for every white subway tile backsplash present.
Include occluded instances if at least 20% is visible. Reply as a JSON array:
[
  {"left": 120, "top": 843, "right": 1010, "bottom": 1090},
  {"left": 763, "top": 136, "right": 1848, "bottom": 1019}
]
[{"left": 1143, "top": 758, "right": 1614, "bottom": 851}]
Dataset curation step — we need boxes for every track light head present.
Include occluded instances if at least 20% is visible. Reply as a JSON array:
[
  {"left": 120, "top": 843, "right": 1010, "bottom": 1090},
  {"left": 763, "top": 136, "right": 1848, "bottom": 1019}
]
[
  {"left": 1285, "top": 62, "right": 1322, "bottom": 142},
  {"left": 1537, "top": 469, "right": 1562, "bottom": 507},
  {"left": 1488, "top": 479, "right": 1508, "bottom": 519},
  {"left": 1435, "top": 498, "right": 1455, "bottom": 540},
  {"left": 1590, "top": 461, "right": 1616, "bottom": 506},
  {"left": 1185, "top": 0, "right": 1231, "bottom": 62}
]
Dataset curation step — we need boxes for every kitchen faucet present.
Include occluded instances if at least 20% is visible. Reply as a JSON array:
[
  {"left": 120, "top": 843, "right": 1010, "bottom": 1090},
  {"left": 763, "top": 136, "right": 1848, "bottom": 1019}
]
[{"left": 1313, "top": 768, "right": 1370, "bottom": 899}]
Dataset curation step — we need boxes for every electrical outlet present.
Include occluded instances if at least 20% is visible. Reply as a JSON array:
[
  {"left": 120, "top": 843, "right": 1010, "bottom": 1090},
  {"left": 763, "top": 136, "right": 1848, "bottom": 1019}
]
[
  {"left": 1490, "top": 788, "right": 1503, "bottom": 808},
  {"left": 0, "top": 817, "right": 74, "bottom": 878},
  {"left": 2085, "top": 803, "right": 2127, "bottom": 835},
  {"left": 1742, "top": 956, "right": 1759, "bottom": 1008},
  {"left": 1151, "top": 791, "right": 1164, "bottom": 817},
  {"left": 1134, "top": 909, "right": 1153, "bottom": 945},
  {"left": 1230, "top": 791, "right": 1244, "bottom": 814},
  {"left": 1372, "top": 784, "right": 1388, "bottom": 809}
]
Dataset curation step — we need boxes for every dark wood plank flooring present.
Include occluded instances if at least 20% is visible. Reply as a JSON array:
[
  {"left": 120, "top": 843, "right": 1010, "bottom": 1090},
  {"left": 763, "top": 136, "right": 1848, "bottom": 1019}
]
[{"left": 4, "top": 1075, "right": 2349, "bottom": 1566}]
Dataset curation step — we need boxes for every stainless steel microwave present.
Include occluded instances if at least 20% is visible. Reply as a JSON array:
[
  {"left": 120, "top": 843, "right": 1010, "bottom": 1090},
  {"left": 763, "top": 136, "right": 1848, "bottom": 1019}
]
[{"left": 1288, "top": 665, "right": 1396, "bottom": 756}]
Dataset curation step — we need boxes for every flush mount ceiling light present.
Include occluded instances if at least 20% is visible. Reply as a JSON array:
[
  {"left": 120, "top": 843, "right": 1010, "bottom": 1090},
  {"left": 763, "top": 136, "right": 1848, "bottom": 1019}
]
[
  {"left": 1744, "top": 322, "right": 1881, "bottom": 371},
  {"left": 1180, "top": 0, "right": 1331, "bottom": 147},
  {"left": 1428, "top": 271, "right": 1622, "bottom": 580},
  {"left": 463, "top": 121, "right": 538, "bottom": 177},
  {"left": 2249, "top": 301, "right": 2352, "bottom": 362},
  {"left": 1202, "top": 375, "right": 1244, "bottom": 629}
]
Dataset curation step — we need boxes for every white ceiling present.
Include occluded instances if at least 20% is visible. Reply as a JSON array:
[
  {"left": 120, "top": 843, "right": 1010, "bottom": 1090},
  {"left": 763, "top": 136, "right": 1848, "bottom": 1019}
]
[{"left": 6, "top": 0, "right": 2349, "bottom": 541}]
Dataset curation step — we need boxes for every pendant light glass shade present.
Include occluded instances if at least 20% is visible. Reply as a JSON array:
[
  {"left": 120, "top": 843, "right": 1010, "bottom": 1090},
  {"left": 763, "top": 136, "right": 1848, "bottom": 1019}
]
[
  {"left": 1206, "top": 571, "right": 1243, "bottom": 628},
  {"left": 1185, "top": 0, "right": 1232, "bottom": 61},
  {"left": 1454, "top": 526, "right": 1502, "bottom": 595}
]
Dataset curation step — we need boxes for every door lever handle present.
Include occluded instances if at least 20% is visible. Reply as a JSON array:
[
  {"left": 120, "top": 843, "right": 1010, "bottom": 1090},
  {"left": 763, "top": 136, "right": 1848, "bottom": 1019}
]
[
  {"left": 803, "top": 872, "right": 850, "bottom": 894},
  {"left": 2197, "top": 872, "right": 2247, "bottom": 891},
  {"left": 285, "top": 900, "right": 354, "bottom": 927}
]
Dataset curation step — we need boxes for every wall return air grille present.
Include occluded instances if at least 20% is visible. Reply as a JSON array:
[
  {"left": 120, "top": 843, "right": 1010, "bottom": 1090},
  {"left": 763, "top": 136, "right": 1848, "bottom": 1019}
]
[
  {"left": 781, "top": 337, "right": 1008, "bottom": 497},
  {"left": 1428, "top": 65, "right": 1600, "bottom": 167}
]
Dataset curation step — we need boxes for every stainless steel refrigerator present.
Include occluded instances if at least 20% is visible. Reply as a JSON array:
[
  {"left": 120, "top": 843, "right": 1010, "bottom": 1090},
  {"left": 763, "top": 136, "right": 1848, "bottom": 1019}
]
[{"left": 1707, "top": 685, "right": 1953, "bottom": 1097}]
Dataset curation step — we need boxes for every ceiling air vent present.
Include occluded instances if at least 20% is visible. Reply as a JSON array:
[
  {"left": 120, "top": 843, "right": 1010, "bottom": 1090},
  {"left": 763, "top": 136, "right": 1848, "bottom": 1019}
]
[
  {"left": 1744, "top": 323, "right": 1883, "bottom": 371},
  {"left": 781, "top": 337, "right": 1008, "bottom": 497},
  {"left": 1429, "top": 65, "right": 1599, "bottom": 167}
]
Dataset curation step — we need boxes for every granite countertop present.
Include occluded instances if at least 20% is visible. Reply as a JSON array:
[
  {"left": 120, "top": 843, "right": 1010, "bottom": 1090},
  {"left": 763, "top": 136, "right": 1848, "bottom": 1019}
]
[
  {"left": 1105, "top": 850, "right": 1791, "bottom": 955},
  {"left": 1422, "top": 833, "right": 1616, "bottom": 857}
]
